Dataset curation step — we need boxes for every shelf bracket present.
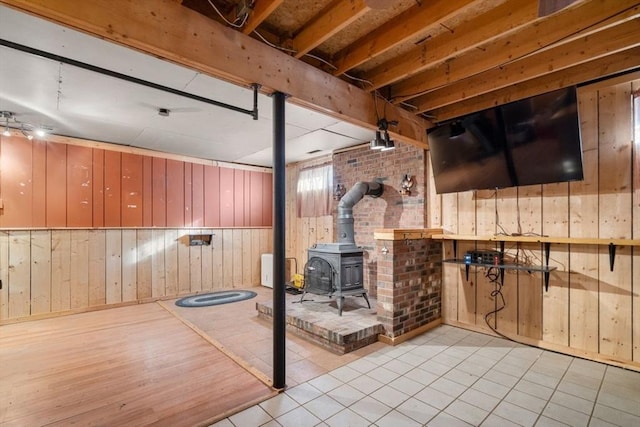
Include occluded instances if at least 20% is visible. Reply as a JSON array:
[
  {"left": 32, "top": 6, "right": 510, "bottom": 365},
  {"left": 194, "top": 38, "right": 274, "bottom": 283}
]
[
  {"left": 453, "top": 240, "right": 458, "bottom": 258},
  {"left": 543, "top": 242, "right": 551, "bottom": 292},
  {"left": 465, "top": 263, "right": 470, "bottom": 282},
  {"left": 608, "top": 243, "right": 616, "bottom": 271}
]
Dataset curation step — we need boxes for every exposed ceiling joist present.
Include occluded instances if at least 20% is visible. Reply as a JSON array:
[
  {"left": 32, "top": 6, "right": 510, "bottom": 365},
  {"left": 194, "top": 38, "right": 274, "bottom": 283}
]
[
  {"left": 390, "top": 0, "right": 640, "bottom": 105},
  {"left": 292, "top": 0, "right": 370, "bottom": 59},
  {"left": 362, "top": 0, "right": 538, "bottom": 90},
  {"left": 430, "top": 47, "right": 640, "bottom": 121},
  {"left": 0, "top": 0, "right": 431, "bottom": 147},
  {"left": 242, "top": 0, "right": 284, "bottom": 34},
  {"left": 331, "top": 0, "right": 479, "bottom": 76},
  {"left": 412, "top": 17, "right": 640, "bottom": 113}
]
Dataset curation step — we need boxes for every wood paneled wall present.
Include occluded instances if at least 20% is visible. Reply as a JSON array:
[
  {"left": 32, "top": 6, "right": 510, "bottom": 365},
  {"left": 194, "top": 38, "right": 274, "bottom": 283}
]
[
  {"left": 429, "top": 76, "right": 640, "bottom": 367},
  {"left": 285, "top": 160, "right": 334, "bottom": 276},
  {"left": 0, "top": 136, "right": 272, "bottom": 228},
  {"left": 0, "top": 227, "right": 272, "bottom": 322}
]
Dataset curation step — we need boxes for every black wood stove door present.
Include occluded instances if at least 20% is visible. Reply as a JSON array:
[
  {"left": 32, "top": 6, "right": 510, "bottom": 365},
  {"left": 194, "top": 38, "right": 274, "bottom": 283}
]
[{"left": 304, "top": 257, "right": 334, "bottom": 295}]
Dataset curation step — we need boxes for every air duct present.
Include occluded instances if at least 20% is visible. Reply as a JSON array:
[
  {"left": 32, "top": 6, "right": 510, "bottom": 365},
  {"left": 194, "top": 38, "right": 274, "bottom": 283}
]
[{"left": 337, "top": 181, "right": 383, "bottom": 246}]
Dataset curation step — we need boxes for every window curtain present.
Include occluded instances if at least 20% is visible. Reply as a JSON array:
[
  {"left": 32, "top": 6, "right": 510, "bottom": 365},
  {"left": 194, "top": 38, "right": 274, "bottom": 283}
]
[{"left": 296, "top": 164, "right": 333, "bottom": 217}]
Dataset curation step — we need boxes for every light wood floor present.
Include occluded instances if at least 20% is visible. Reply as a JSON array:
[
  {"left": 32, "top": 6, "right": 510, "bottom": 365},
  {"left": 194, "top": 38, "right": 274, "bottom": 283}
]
[{"left": 0, "top": 303, "right": 275, "bottom": 426}]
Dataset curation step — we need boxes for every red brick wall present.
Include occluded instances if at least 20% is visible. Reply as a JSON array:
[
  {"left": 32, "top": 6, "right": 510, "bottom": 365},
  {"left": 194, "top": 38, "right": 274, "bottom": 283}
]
[
  {"left": 376, "top": 237, "right": 442, "bottom": 338},
  {"left": 333, "top": 142, "right": 427, "bottom": 296}
]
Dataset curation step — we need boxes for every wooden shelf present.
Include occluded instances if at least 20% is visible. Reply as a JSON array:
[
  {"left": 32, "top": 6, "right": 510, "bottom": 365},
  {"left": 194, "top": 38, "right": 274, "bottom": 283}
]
[
  {"left": 432, "top": 233, "right": 638, "bottom": 273},
  {"left": 432, "top": 234, "right": 640, "bottom": 247}
]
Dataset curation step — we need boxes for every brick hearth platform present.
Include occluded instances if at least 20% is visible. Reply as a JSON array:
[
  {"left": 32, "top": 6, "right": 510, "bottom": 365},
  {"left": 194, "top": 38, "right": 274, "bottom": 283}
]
[{"left": 256, "top": 293, "right": 383, "bottom": 354}]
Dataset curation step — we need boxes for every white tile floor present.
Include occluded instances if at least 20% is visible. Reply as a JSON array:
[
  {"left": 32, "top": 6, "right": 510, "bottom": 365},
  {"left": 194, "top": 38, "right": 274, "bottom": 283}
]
[{"left": 213, "top": 325, "right": 640, "bottom": 427}]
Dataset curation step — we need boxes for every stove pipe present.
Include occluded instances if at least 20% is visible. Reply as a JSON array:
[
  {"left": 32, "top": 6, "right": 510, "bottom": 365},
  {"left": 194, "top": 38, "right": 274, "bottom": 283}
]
[{"left": 337, "top": 181, "right": 383, "bottom": 244}]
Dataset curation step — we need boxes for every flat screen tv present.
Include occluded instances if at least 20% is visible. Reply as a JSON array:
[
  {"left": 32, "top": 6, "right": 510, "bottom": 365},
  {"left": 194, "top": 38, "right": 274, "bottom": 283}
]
[{"left": 427, "top": 86, "right": 583, "bottom": 194}]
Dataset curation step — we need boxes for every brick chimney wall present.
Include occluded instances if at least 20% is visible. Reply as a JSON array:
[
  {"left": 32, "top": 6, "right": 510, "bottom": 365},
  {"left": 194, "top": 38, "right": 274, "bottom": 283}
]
[{"left": 332, "top": 142, "right": 427, "bottom": 297}]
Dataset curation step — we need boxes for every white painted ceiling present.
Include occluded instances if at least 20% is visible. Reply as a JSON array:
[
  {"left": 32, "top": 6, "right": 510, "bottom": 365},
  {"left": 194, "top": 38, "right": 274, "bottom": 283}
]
[{"left": 0, "top": 5, "right": 374, "bottom": 167}]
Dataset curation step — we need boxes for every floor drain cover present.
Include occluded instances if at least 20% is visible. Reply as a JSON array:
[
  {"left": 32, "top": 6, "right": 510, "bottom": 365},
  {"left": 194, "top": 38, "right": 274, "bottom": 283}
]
[{"left": 175, "top": 290, "right": 257, "bottom": 307}]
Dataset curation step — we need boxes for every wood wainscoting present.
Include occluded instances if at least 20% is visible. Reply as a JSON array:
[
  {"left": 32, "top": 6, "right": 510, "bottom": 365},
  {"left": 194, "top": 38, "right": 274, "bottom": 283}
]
[
  {"left": 0, "top": 227, "right": 273, "bottom": 322},
  {"left": 428, "top": 75, "right": 640, "bottom": 368}
]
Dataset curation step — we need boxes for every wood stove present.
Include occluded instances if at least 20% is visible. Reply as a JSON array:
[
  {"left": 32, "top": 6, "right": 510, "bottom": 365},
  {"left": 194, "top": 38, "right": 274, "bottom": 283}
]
[{"left": 300, "top": 181, "right": 382, "bottom": 315}]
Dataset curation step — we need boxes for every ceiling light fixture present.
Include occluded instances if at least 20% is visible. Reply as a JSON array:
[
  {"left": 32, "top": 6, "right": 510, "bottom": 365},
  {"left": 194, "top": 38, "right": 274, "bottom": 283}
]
[
  {"left": 370, "top": 131, "right": 385, "bottom": 150},
  {"left": 372, "top": 118, "right": 397, "bottom": 152},
  {"left": 0, "top": 110, "right": 52, "bottom": 140}
]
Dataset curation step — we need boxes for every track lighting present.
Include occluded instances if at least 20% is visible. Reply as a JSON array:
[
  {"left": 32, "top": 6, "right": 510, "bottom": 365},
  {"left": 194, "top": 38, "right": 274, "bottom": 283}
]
[
  {"left": 370, "top": 131, "right": 385, "bottom": 150},
  {"left": 0, "top": 111, "right": 52, "bottom": 140},
  {"left": 371, "top": 118, "right": 396, "bottom": 152},
  {"left": 449, "top": 121, "right": 465, "bottom": 138}
]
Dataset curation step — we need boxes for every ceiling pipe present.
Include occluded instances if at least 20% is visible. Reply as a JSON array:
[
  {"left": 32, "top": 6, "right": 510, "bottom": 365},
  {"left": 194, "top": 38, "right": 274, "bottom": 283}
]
[{"left": 0, "top": 38, "right": 260, "bottom": 120}]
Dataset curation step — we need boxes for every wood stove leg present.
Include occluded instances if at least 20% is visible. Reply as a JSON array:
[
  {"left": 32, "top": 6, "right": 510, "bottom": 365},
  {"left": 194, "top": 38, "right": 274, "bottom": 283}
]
[{"left": 362, "top": 292, "right": 371, "bottom": 309}]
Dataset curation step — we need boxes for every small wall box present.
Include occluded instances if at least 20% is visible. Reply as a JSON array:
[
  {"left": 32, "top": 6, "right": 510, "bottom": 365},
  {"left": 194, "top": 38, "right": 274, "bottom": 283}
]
[{"left": 188, "top": 234, "right": 212, "bottom": 246}]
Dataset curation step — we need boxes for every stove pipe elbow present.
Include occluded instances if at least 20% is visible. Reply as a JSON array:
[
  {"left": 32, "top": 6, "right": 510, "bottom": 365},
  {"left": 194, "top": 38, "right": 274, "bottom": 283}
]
[{"left": 337, "top": 181, "right": 383, "bottom": 244}]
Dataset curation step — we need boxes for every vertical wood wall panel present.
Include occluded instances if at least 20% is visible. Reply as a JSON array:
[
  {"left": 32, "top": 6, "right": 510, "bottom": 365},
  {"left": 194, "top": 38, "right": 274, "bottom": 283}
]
[
  {"left": 46, "top": 142, "right": 67, "bottom": 227},
  {"left": 31, "top": 141, "right": 47, "bottom": 227},
  {"left": 121, "top": 229, "right": 137, "bottom": 302},
  {"left": 183, "top": 162, "right": 193, "bottom": 227},
  {"left": 50, "top": 230, "right": 71, "bottom": 312},
  {"left": 66, "top": 145, "right": 93, "bottom": 227},
  {"left": 30, "top": 231, "right": 51, "bottom": 315},
  {"left": 103, "top": 150, "right": 121, "bottom": 227},
  {"left": 496, "top": 187, "right": 518, "bottom": 335},
  {"left": 220, "top": 168, "right": 235, "bottom": 227},
  {"left": 92, "top": 149, "right": 105, "bottom": 227},
  {"left": 212, "top": 230, "right": 223, "bottom": 290},
  {"left": 105, "top": 230, "right": 122, "bottom": 304},
  {"left": 1, "top": 137, "right": 33, "bottom": 227},
  {"left": 152, "top": 229, "right": 167, "bottom": 297},
  {"left": 142, "top": 156, "right": 153, "bottom": 227},
  {"left": 204, "top": 165, "right": 220, "bottom": 227},
  {"left": 234, "top": 170, "right": 245, "bottom": 226},
  {"left": 70, "top": 230, "right": 90, "bottom": 310},
  {"left": 633, "top": 81, "right": 640, "bottom": 362},
  {"left": 191, "top": 164, "right": 204, "bottom": 227},
  {"left": 242, "top": 229, "right": 252, "bottom": 286},
  {"left": 164, "top": 229, "right": 179, "bottom": 296},
  {"left": 189, "top": 229, "right": 202, "bottom": 292},
  {"left": 177, "top": 231, "right": 191, "bottom": 294},
  {"left": 88, "top": 230, "right": 106, "bottom": 306},
  {"left": 250, "top": 171, "right": 263, "bottom": 226},
  {"left": 457, "top": 192, "right": 476, "bottom": 325},
  {"left": 569, "top": 89, "right": 600, "bottom": 353},
  {"left": 201, "top": 228, "right": 214, "bottom": 291},
  {"left": 244, "top": 173, "right": 251, "bottom": 226},
  {"left": 263, "top": 172, "right": 273, "bottom": 226},
  {"left": 121, "top": 153, "right": 143, "bottom": 227},
  {"left": 136, "top": 229, "right": 153, "bottom": 299},
  {"left": 517, "top": 185, "right": 543, "bottom": 340},
  {"left": 251, "top": 229, "right": 261, "bottom": 286},
  {"left": 542, "top": 182, "right": 570, "bottom": 346},
  {"left": 598, "top": 83, "right": 633, "bottom": 360},
  {"left": 8, "top": 231, "right": 30, "bottom": 318},
  {"left": 152, "top": 157, "right": 167, "bottom": 227},
  {"left": 222, "top": 229, "right": 233, "bottom": 288},
  {"left": 0, "top": 232, "right": 9, "bottom": 320},
  {"left": 166, "top": 160, "right": 184, "bottom": 227}
]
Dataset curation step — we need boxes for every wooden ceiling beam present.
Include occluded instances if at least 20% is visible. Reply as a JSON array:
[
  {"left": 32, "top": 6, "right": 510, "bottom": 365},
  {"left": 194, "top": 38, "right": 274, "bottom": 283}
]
[
  {"left": 391, "top": 0, "right": 640, "bottom": 105},
  {"left": 292, "top": 0, "right": 370, "bottom": 59},
  {"left": 362, "top": 0, "right": 538, "bottom": 90},
  {"left": 411, "top": 17, "right": 640, "bottom": 113},
  {"left": 332, "top": 0, "right": 478, "bottom": 76},
  {"left": 0, "top": 0, "right": 431, "bottom": 147},
  {"left": 242, "top": 0, "right": 284, "bottom": 35},
  {"left": 429, "top": 48, "right": 640, "bottom": 121}
]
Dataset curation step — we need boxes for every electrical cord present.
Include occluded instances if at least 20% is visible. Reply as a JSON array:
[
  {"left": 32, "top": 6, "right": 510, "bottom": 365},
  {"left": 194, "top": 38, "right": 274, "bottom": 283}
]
[
  {"left": 207, "top": 0, "right": 249, "bottom": 28},
  {"left": 483, "top": 266, "right": 509, "bottom": 339}
]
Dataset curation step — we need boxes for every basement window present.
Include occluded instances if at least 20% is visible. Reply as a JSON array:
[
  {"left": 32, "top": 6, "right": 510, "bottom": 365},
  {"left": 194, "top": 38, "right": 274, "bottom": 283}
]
[{"left": 297, "top": 164, "right": 333, "bottom": 217}]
